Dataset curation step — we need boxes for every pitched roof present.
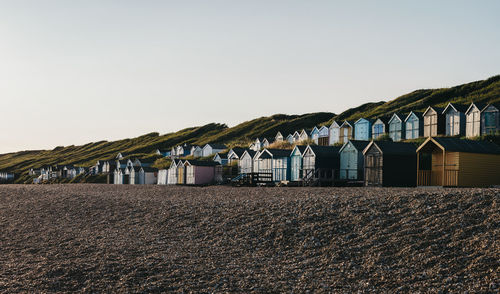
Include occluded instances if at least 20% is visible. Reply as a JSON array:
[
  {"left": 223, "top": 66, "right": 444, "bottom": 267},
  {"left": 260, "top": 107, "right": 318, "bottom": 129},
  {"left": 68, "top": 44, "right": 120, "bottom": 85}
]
[
  {"left": 229, "top": 147, "right": 247, "bottom": 157},
  {"left": 442, "top": 103, "right": 468, "bottom": 114},
  {"left": 423, "top": 106, "right": 445, "bottom": 116},
  {"left": 307, "top": 145, "right": 341, "bottom": 157},
  {"left": 388, "top": 113, "right": 405, "bottom": 124},
  {"left": 340, "top": 140, "right": 370, "bottom": 152},
  {"left": 373, "top": 117, "right": 389, "bottom": 125},
  {"left": 421, "top": 137, "right": 500, "bottom": 155},
  {"left": 354, "top": 118, "right": 374, "bottom": 124},
  {"left": 291, "top": 145, "right": 307, "bottom": 156},
  {"left": 366, "top": 141, "right": 416, "bottom": 155},
  {"left": 214, "top": 152, "right": 228, "bottom": 159},
  {"left": 330, "top": 120, "right": 341, "bottom": 128},
  {"left": 185, "top": 160, "right": 220, "bottom": 166},
  {"left": 341, "top": 121, "right": 354, "bottom": 128},
  {"left": 262, "top": 148, "right": 291, "bottom": 158},
  {"left": 484, "top": 103, "right": 500, "bottom": 111},
  {"left": 465, "top": 102, "right": 488, "bottom": 114},
  {"left": 404, "top": 111, "right": 423, "bottom": 121},
  {"left": 242, "top": 150, "right": 257, "bottom": 158},
  {"left": 141, "top": 167, "right": 158, "bottom": 172}
]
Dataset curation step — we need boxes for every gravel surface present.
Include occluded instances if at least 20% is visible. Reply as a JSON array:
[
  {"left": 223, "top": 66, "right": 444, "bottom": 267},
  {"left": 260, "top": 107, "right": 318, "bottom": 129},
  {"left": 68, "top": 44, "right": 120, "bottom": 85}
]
[{"left": 0, "top": 185, "right": 498, "bottom": 293}]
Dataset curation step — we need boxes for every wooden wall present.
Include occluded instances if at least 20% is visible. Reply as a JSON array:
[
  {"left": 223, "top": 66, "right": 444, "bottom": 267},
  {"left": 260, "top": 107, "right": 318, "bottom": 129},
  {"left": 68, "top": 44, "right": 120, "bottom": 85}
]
[{"left": 458, "top": 153, "right": 500, "bottom": 187}]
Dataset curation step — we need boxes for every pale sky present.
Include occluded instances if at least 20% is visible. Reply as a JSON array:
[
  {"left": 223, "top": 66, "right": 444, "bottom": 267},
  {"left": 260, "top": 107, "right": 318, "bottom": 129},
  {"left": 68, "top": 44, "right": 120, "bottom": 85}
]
[{"left": 1, "top": 0, "right": 499, "bottom": 153}]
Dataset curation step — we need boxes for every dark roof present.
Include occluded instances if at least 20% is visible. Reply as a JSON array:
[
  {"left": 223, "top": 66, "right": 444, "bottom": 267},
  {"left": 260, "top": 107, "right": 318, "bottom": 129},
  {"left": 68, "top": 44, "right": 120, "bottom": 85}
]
[
  {"left": 389, "top": 113, "right": 405, "bottom": 123},
  {"left": 292, "top": 145, "right": 307, "bottom": 155},
  {"left": 230, "top": 147, "right": 247, "bottom": 157},
  {"left": 342, "top": 121, "right": 355, "bottom": 127},
  {"left": 374, "top": 117, "right": 390, "bottom": 124},
  {"left": 346, "top": 140, "right": 371, "bottom": 151},
  {"left": 431, "top": 137, "right": 500, "bottom": 155},
  {"left": 308, "top": 145, "right": 341, "bottom": 157},
  {"left": 485, "top": 103, "right": 500, "bottom": 111},
  {"left": 443, "top": 103, "right": 468, "bottom": 113},
  {"left": 264, "top": 148, "right": 291, "bottom": 158},
  {"left": 371, "top": 141, "right": 416, "bottom": 155},
  {"left": 406, "top": 111, "right": 423, "bottom": 120},
  {"left": 355, "top": 118, "right": 374, "bottom": 124},
  {"left": 244, "top": 150, "right": 257, "bottom": 158},
  {"left": 186, "top": 160, "right": 220, "bottom": 166},
  {"left": 215, "top": 152, "right": 228, "bottom": 159},
  {"left": 141, "top": 167, "right": 158, "bottom": 172},
  {"left": 424, "top": 106, "right": 444, "bottom": 115}
]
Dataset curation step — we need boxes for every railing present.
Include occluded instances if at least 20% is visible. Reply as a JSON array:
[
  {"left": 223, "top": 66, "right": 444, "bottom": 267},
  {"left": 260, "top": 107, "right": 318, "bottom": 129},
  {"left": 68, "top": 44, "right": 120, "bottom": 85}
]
[
  {"left": 418, "top": 169, "right": 458, "bottom": 186},
  {"left": 301, "top": 168, "right": 337, "bottom": 186},
  {"left": 417, "top": 170, "right": 431, "bottom": 186},
  {"left": 233, "top": 172, "right": 273, "bottom": 185},
  {"left": 444, "top": 169, "right": 458, "bottom": 187}
]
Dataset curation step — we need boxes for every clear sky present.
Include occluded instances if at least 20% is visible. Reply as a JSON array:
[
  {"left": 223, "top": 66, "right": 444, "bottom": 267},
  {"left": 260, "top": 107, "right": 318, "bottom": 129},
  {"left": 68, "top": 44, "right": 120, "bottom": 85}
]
[{"left": 1, "top": 0, "right": 499, "bottom": 153}]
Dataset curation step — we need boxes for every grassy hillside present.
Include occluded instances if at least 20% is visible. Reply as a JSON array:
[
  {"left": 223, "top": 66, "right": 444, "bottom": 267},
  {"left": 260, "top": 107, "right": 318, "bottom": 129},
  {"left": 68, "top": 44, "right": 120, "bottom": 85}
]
[
  {"left": 328, "top": 75, "right": 500, "bottom": 124},
  {"left": 0, "top": 113, "right": 334, "bottom": 182},
  {"left": 1, "top": 75, "right": 500, "bottom": 182}
]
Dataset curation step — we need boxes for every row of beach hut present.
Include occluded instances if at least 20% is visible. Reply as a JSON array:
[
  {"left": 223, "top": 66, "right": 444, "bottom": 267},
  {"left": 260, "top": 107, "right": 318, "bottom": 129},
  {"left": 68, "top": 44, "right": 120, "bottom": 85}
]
[
  {"left": 227, "top": 137, "right": 500, "bottom": 187},
  {"left": 254, "top": 102, "right": 500, "bottom": 149}
]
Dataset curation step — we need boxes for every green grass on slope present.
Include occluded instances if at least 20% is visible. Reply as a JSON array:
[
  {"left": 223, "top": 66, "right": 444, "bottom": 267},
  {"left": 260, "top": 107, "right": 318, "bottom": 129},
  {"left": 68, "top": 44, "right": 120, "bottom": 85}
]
[{"left": 329, "top": 75, "right": 500, "bottom": 123}]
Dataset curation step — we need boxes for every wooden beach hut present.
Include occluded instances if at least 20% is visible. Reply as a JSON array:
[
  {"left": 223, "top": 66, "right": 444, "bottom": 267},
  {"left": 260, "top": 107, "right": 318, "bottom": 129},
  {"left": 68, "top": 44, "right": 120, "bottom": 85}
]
[
  {"left": 354, "top": 118, "right": 373, "bottom": 141},
  {"left": 302, "top": 145, "right": 341, "bottom": 181},
  {"left": 372, "top": 117, "right": 388, "bottom": 140},
  {"left": 184, "top": 160, "right": 221, "bottom": 185},
  {"left": 157, "top": 169, "right": 168, "bottom": 185},
  {"left": 202, "top": 143, "right": 227, "bottom": 157},
  {"left": 290, "top": 145, "right": 307, "bottom": 181},
  {"left": 254, "top": 148, "right": 291, "bottom": 182},
  {"left": 299, "top": 129, "right": 311, "bottom": 142},
  {"left": 388, "top": 113, "right": 406, "bottom": 142},
  {"left": 416, "top": 137, "right": 500, "bottom": 187},
  {"left": 167, "top": 160, "right": 181, "bottom": 185},
  {"left": 286, "top": 134, "right": 294, "bottom": 144},
  {"left": 482, "top": 103, "right": 500, "bottom": 135},
  {"left": 442, "top": 103, "right": 467, "bottom": 136},
  {"left": 423, "top": 106, "right": 445, "bottom": 137},
  {"left": 318, "top": 126, "right": 330, "bottom": 146},
  {"left": 404, "top": 111, "right": 424, "bottom": 140},
  {"left": 339, "top": 140, "right": 370, "bottom": 180},
  {"left": 239, "top": 150, "right": 257, "bottom": 174},
  {"left": 176, "top": 160, "right": 186, "bottom": 184},
  {"left": 227, "top": 147, "right": 247, "bottom": 166},
  {"left": 275, "top": 132, "right": 284, "bottom": 142},
  {"left": 310, "top": 127, "right": 320, "bottom": 144},
  {"left": 363, "top": 141, "right": 417, "bottom": 187},
  {"left": 213, "top": 152, "right": 228, "bottom": 165},
  {"left": 339, "top": 121, "right": 355, "bottom": 144},
  {"left": 142, "top": 167, "right": 158, "bottom": 184},
  {"left": 465, "top": 102, "right": 487, "bottom": 138},
  {"left": 329, "top": 121, "right": 341, "bottom": 145}
]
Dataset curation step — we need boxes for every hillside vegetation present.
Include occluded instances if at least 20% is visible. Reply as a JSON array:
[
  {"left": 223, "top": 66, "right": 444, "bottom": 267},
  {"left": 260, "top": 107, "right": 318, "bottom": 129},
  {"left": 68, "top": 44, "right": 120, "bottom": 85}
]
[{"left": 1, "top": 75, "right": 500, "bottom": 182}]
